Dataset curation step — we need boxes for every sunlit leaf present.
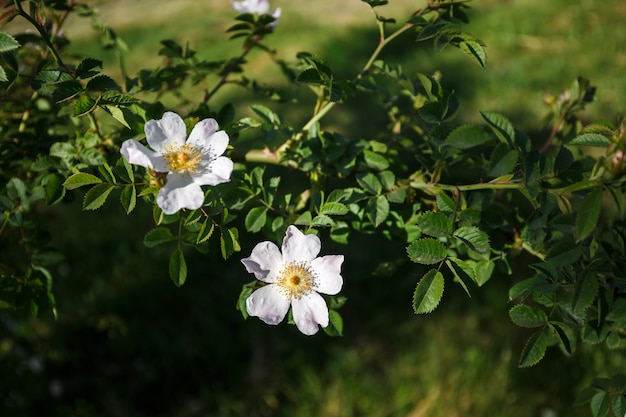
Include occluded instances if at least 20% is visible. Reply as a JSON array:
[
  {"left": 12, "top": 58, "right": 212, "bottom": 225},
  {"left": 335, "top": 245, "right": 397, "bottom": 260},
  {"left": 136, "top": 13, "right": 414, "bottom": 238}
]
[
  {"left": 82, "top": 183, "right": 114, "bottom": 210},
  {"left": 412, "top": 269, "right": 444, "bottom": 314},
  {"left": 509, "top": 304, "right": 548, "bottom": 328},
  {"left": 407, "top": 238, "right": 447, "bottom": 265},
  {"left": 417, "top": 211, "right": 452, "bottom": 238},
  {"left": 519, "top": 330, "right": 547, "bottom": 367}
]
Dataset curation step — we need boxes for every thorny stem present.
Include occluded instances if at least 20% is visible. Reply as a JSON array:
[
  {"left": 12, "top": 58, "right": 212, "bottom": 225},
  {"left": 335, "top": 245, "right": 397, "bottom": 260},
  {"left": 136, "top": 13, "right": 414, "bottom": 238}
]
[
  {"left": 203, "top": 36, "right": 260, "bottom": 103},
  {"left": 13, "top": 0, "right": 68, "bottom": 70}
]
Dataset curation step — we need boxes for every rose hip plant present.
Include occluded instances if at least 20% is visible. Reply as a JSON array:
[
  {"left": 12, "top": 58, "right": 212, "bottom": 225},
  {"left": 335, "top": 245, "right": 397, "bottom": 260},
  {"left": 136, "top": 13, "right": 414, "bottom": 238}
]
[{"left": 1, "top": 0, "right": 626, "bottom": 414}]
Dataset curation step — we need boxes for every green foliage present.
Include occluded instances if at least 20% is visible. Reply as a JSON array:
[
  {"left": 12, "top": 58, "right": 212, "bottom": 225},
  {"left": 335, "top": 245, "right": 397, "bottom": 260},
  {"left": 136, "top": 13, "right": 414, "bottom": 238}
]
[{"left": 2, "top": 0, "right": 626, "bottom": 415}]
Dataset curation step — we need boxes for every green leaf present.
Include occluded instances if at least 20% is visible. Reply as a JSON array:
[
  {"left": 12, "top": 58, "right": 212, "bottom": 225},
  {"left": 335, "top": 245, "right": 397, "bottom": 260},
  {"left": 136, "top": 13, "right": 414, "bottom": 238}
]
[
  {"left": 0, "top": 32, "right": 20, "bottom": 53},
  {"left": 245, "top": 206, "right": 268, "bottom": 233},
  {"left": 549, "top": 321, "right": 576, "bottom": 356},
  {"left": 169, "top": 248, "right": 187, "bottom": 287},
  {"left": 378, "top": 170, "right": 395, "bottom": 191},
  {"left": 545, "top": 240, "right": 582, "bottom": 267},
  {"left": 569, "top": 133, "right": 612, "bottom": 147},
  {"left": 572, "top": 271, "right": 598, "bottom": 314},
  {"left": 412, "top": 269, "right": 444, "bottom": 314},
  {"left": 320, "top": 202, "right": 349, "bottom": 216},
  {"left": 43, "top": 173, "right": 65, "bottom": 205},
  {"left": 519, "top": 330, "right": 547, "bottom": 367},
  {"left": 220, "top": 227, "right": 240, "bottom": 259},
  {"left": 509, "top": 304, "right": 548, "bottom": 328},
  {"left": 363, "top": 150, "right": 389, "bottom": 170},
  {"left": 75, "top": 58, "right": 103, "bottom": 79},
  {"left": 85, "top": 74, "right": 120, "bottom": 91},
  {"left": 196, "top": 220, "right": 215, "bottom": 244},
  {"left": 489, "top": 145, "right": 519, "bottom": 177},
  {"left": 453, "top": 226, "right": 490, "bottom": 254},
  {"left": 143, "top": 227, "right": 176, "bottom": 247},
  {"left": 445, "top": 124, "right": 492, "bottom": 149},
  {"left": 236, "top": 284, "right": 254, "bottom": 319},
  {"left": 407, "top": 238, "right": 447, "bottom": 265},
  {"left": 576, "top": 188, "right": 603, "bottom": 241},
  {"left": 82, "top": 183, "right": 114, "bottom": 210},
  {"left": 590, "top": 392, "right": 609, "bottom": 417},
  {"left": 481, "top": 111, "right": 515, "bottom": 146},
  {"left": 473, "top": 259, "right": 494, "bottom": 286},
  {"left": 73, "top": 94, "right": 98, "bottom": 117},
  {"left": 436, "top": 193, "right": 456, "bottom": 212},
  {"left": 458, "top": 39, "right": 486, "bottom": 68},
  {"left": 356, "top": 172, "right": 383, "bottom": 195},
  {"left": 612, "top": 395, "right": 626, "bottom": 417},
  {"left": 417, "top": 211, "right": 452, "bottom": 238},
  {"left": 323, "top": 309, "right": 344, "bottom": 336},
  {"left": 250, "top": 104, "right": 280, "bottom": 124},
  {"left": 366, "top": 195, "right": 389, "bottom": 227},
  {"left": 120, "top": 185, "right": 136, "bottom": 214}
]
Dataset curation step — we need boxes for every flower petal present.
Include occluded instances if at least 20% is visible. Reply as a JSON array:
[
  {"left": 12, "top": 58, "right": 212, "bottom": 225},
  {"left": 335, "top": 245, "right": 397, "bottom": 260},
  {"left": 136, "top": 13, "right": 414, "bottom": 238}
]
[
  {"left": 311, "top": 255, "right": 344, "bottom": 295},
  {"left": 120, "top": 140, "right": 167, "bottom": 172},
  {"left": 156, "top": 173, "right": 204, "bottom": 214},
  {"left": 191, "top": 156, "right": 233, "bottom": 186},
  {"left": 282, "top": 225, "right": 321, "bottom": 263},
  {"left": 292, "top": 292, "right": 329, "bottom": 335},
  {"left": 186, "top": 118, "right": 220, "bottom": 153},
  {"left": 207, "top": 130, "right": 230, "bottom": 157},
  {"left": 241, "top": 241, "right": 283, "bottom": 282},
  {"left": 145, "top": 112, "right": 187, "bottom": 152},
  {"left": 246, "top": 284, "right": 290, "bottom": 325}
]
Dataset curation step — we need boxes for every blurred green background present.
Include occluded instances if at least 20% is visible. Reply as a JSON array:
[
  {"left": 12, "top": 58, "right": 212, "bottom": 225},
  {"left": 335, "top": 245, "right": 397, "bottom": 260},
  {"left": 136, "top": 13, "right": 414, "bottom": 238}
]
[{"left": 2, "top": 1, "right": 626, "bottom": 416}]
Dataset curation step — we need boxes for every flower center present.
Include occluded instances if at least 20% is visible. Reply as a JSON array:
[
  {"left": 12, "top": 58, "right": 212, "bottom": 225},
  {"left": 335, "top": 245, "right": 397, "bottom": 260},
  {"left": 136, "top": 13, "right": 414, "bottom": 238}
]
[
  {"left": 163, "top": 144, "right": 204, "bottom": 174},
  {"left": 276, "top": 261, "right": 317, "bottom": 300}
]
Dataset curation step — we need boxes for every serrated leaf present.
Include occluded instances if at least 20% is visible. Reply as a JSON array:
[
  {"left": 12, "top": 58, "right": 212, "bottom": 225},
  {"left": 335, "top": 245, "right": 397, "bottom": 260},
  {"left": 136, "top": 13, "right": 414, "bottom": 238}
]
[
  {"left": 220, "top": 227, "right": 240, "bottom": 259},
  {"left": 82, "top": 183, "right": 114, "bottom": 210},
  {"left": 590, "top": 392, "right": 609, "bottom": 417},
  {"left": 473, "top": 259, "right": 494, "bottom": 286},
  {"left": 549, "top": 321, "right": 576, "bottom": 355},
  {"left": 407, "top": 238, "right": 447, "bottom": 265},
  {"left": 366, "top": 195, "right": 389, "bottom": 227},
  {"left": 73, "top": 94, "right": 98, "bottom": 117},
  {"left": 453, "top": 226, "right": 490, "bottom": 254},
  {"left": 250, "top": 104, "right": 280, "bottom": 124},
  {"left": 169, "top": 248, "right": 187, "bottom": 287},
  {"left": 572, "top": 271, "right": 598, "bottom": 314},
  {"left": 63, "top": 172, "right": 102, "bottom": 190},
  {"left": 0, "top": 32, "right": 20, "bottom": 53},
  {"left": 458, "top": 39, "right": 486, "bottom": 68},
  {"left": 519, "top": 330, "right": 547, "bottom": 367},
  {"left": 85, "top": 74, "right": 120, "bottom": 91},
  {"left": 143, "top": 227, "right": 176, "bottom": 247},
  {"left": 75, "top": 57, "right": 103, "bottom": 79},
  {"left": 576, "top": 188, "right": 603, "bottom": 241},
  {"left": 445, "top": 124, "right": 492, "bottom": 149},
  {"left": 320, "top": 202, "right": 349, "bottom": 216},
  {"left": 612, "top": 395, "right": 626, "bottom": 417},
  {"left": 436, "top": 193, "right": 456, "bottom": 212},
  {"left": 363, "top": 150, "right": 389, "bottom": 170},
  {"left": 481, "top": 111, "right": 515, "bottom": 146},
  {"left": 418, "top": 211, "right": 452, "bottom": 237},
  {"left": 509, "top": 304, "right": 548, "bottom": 328},
  {"left": 412, "top": 269, "right": 444, "bottom": 314},
  {"left": 196, "top": 220, "right": 215, "bottom": 244},
  {"left": 569, "top": 133, "right": 611, "bottom": 147},
  {"left": 245, "top": 206, "right": 267, "bottom": 233},
  {"left": 120, "top": 185, "right": 136, "bottom": 214},
  {"left": 545, "top": 240, "right": 582, "bottom": 267}
]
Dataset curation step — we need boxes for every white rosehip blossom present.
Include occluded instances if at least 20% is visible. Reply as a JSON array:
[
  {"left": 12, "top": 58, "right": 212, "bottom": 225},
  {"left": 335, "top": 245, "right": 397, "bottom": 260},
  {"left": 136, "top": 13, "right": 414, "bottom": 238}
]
[
  {"left": 120, "top": 112, "right": 233, "bottom": 215},
  {"left": 242, "top": 225, "right": 344, "bottom": 335},
  {"left": 232, "top": 0, "right": 281, "bottom": 25}
]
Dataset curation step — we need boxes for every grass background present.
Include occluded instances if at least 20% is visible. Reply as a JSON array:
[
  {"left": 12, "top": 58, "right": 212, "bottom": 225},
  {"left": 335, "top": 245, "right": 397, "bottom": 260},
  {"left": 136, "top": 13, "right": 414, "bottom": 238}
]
[{"left": 3, "top": 1, "right": 626, "bottom": 416}]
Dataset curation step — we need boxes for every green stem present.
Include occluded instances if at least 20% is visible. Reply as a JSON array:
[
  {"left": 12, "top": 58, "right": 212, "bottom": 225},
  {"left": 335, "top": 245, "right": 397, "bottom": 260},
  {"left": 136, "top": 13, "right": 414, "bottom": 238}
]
[
  {"left": 410, "top": 181, "right": 523, "bottom": 192},
  {"left": 13, "top": 0, "right": 67, "bottom": 69}
]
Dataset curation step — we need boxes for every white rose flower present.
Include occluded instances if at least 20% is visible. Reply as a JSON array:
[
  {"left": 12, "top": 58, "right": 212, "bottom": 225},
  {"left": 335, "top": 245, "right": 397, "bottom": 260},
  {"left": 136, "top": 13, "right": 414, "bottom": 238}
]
[
  {"left": 232, "top": 0, "right": 281, "bottom": 26},
  {"left": 242, "top": 225, "right": 344, "bottom": 335},
  {"left": 121, "top": 112, "right": 233, "bottom": 215}
]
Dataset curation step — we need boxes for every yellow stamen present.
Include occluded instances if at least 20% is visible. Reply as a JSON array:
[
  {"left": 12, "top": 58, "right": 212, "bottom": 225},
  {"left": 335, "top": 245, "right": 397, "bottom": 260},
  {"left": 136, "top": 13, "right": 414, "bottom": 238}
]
[
  {"left": 276, "top": 261, "right": 317, "bottom": 300},
  {"left": 163, "top": 144, "right": 203, "bottom": 174}
]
